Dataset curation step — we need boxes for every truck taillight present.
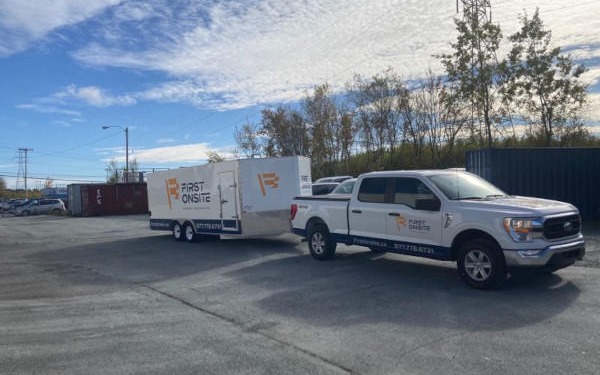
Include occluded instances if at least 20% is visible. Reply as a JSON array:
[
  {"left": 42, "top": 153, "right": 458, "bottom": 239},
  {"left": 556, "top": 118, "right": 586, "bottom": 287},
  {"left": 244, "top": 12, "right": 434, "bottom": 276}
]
[{"left": 290, "top": 204, "right": 298, "bottom": 221}]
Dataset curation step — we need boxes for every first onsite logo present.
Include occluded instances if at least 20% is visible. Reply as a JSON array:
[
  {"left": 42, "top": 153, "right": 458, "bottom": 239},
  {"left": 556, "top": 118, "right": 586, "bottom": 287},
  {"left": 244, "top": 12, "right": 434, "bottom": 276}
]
[
  {"left": 257, "top": 173, "right": 279, "bottom": 196},
  {"left": 165, "top": 178, "right": 211, "bottom": 209},
  {"left": 165, "top": 178, "right": 180, "bottom": 209}
]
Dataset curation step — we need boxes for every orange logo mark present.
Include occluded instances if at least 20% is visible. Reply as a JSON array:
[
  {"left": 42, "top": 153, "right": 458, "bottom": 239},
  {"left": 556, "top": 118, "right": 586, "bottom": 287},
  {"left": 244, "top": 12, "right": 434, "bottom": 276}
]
[
  {"left": 396, "top": 215, "right": 407, "bottom": 229},
  {"left": 257, "top": 173, "right": 280, "bottom": 196},
  {"left": 165, "top": 178, "right": 180, "bottom": 209}
]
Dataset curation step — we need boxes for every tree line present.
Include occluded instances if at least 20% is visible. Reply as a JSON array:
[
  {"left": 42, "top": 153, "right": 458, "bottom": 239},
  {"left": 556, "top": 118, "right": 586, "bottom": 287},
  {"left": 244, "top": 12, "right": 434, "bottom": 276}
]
[{"left": 234, "top": 9, "right": 597, "bottom": 179}]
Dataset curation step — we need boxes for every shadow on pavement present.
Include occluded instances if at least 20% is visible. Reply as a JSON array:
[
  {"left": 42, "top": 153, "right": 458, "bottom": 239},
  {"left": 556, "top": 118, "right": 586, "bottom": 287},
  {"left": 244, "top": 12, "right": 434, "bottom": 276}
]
[{"left": 223, "top": 249, "right": 581, "bottom": 332}]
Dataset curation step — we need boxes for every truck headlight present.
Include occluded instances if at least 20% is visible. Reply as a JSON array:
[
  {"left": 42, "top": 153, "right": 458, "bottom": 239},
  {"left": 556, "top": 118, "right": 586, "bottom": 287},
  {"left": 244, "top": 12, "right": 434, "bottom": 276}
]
[{"left": 503, "top": 218, "right": 543, "bottom": 243}]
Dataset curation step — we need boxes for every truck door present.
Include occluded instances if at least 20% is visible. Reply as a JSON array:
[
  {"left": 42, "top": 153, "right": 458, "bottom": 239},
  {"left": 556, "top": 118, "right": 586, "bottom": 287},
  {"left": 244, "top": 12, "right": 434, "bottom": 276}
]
[
  {"left": 218, "top": 172, "right": 239, "bottom": 232},
  {"left": 348, "top": 177, "right": 389, "bottom": 242},
  {"left": 385, "top": 177, "right": 443, "bottom": 255}
]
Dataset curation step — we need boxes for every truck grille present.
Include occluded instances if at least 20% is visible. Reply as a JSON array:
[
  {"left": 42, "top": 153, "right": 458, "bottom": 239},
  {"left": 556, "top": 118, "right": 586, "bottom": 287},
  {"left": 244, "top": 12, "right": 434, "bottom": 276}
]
[{"left": 544, "top": 215, "right": 581, "bottom": 239}]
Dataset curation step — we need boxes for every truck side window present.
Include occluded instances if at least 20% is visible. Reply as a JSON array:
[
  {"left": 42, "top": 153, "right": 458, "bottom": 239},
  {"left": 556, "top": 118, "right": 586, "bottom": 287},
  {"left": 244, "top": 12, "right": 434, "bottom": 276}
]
[
  {"left": 393, "top": 178, "right": 436, "bottom": 209},
  {"left": 358, "top": 178, "right": 387, "bottom": 203}
]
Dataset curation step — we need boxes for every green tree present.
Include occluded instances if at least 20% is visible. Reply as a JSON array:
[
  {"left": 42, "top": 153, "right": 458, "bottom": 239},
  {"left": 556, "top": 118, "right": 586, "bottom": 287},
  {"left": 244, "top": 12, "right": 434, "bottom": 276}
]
[
  {"left": 346, "top": 68, "right": 408, "bottom": 169},
  {"left": 303, "top": 83, "right": 340, "bottom": 177},
  {"left": 501, "top": 9, "right": 588, "bottom": 145},
  {"left": 0, "top": 177, "right": 6, "bottom": 197},
  {"left": 438, "top": 8, "right": 503, "bottom": 148},
  {"left": 260, "top": 106, "right": 309, "bottom": 157}
]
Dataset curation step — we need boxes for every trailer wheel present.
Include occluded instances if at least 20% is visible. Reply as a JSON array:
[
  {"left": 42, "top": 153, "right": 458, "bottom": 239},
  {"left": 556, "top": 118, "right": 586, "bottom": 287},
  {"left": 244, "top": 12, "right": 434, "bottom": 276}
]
[
  {"left": 183, "top": 223, "right": 196, "bottom": 243},
  {"left": 457, "top": 238, "right": 506, "bottom": 290},
  {"left": 307, "top": 224, "right": 336, "bottom": 260},
  {"left": 172, "top": 222, "right": 183, "bottom": 241}
]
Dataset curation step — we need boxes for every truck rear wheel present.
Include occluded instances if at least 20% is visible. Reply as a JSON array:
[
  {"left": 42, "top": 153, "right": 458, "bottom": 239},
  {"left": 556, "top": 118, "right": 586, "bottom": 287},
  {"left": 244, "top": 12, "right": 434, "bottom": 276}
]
[
  {"left": 308, "top": 224, "right": 336, "bottom": 260},
  {"left": 183, "top": 223, "right": 196, "bottom": 243},
  {"left": 457, "top": 238, "right": 506, "bottom": 290},
  {"left": 172, "top": 222, "right": 183, "bottom": 241}
]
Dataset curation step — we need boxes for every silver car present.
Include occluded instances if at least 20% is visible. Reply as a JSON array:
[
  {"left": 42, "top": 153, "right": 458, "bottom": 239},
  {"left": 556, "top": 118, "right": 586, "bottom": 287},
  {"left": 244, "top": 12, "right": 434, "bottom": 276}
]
[{"left": 15, "top": 199, "right": 66, "bottom": 216}]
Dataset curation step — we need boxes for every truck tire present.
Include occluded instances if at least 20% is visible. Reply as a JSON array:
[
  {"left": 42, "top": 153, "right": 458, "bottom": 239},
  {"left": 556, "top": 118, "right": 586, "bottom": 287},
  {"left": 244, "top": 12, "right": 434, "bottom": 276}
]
[
  {"left": 308, "top": 224, "right": 336, "bottom": 260},
  {"left": 183, "top": 223, "right": 196, "bottom": 243},
  {"left": 457, "top": 238, "right": 506, "bottom": 290},
  {"left": 172, "top": 222, "right": 183, "bottom": 241}
]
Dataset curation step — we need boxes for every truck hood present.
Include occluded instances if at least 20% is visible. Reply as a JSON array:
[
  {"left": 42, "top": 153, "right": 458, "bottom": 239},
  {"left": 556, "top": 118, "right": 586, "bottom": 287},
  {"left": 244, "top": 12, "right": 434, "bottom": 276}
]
[{"left": 457, "top": 195, "right": 578, "bottom": 216}]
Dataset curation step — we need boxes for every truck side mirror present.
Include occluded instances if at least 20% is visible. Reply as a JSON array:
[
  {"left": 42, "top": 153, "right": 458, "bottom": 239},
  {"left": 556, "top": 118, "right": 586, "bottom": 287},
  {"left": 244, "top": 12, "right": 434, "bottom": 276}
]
[{"left": 415, "top": 197, "right": 441, "bottom": 211}]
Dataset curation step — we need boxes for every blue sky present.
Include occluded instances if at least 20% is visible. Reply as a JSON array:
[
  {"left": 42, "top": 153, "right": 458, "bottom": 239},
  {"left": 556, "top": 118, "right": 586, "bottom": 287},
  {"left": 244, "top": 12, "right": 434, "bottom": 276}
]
[{"left": 1, "top": 0, "right": 599, "bottom": 189}]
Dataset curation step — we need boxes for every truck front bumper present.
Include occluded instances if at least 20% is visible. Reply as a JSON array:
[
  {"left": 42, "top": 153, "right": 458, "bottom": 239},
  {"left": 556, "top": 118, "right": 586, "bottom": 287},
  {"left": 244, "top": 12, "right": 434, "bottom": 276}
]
[{"left": 503, "top": 239, "right": 585, "bottom": 272}]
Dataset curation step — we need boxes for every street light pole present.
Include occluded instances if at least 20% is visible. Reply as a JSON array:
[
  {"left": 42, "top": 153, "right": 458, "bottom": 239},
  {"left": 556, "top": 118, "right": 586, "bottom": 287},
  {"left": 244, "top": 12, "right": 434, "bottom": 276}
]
[
  {"left": 102, "top": 125, "right": 129, "bottom": 182},
  {"left": 125, "top": 126, "right": 129, "bottom": 182}
]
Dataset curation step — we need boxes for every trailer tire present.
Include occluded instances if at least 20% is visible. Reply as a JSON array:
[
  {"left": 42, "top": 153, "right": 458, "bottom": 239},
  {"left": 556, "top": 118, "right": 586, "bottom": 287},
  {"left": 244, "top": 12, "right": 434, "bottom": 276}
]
[
  {"left": 457, "top": 238, "right": 506, "bottom": 290},
  {"left": 172, "top": 222, "right": 184, "bottom": 241},
  {"left": 183, "top": 223, "right": 196, "bottom": 243},
  {"left": 307, "top": 224, "right": 336, "bottom": 260}
]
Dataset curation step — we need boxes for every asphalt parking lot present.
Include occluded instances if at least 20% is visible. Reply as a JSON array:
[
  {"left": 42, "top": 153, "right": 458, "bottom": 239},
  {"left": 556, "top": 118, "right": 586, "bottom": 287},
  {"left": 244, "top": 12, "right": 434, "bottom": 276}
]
[{"left": 1, "top": 214, "right": 599, "bottom": 375}]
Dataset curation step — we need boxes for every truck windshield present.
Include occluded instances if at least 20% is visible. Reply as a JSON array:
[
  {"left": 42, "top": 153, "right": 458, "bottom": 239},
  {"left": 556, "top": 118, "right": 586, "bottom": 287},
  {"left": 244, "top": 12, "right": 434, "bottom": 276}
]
[{"left": 427, "top": 172, "right": 507, "bottom": 201}]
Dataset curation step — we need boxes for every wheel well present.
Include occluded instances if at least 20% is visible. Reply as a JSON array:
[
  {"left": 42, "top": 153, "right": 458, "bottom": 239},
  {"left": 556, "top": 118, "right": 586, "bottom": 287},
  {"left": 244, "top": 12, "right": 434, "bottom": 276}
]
[
  {"left": 305, "top": 217, "right": 327, "bottom": 233},
  {"left": 450, "top": 229, "right": 501, "bottom": 261}
]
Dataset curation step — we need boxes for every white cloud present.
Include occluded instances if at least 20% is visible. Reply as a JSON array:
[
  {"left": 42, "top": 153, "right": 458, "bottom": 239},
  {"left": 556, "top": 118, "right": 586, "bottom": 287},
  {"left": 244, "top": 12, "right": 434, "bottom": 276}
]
[
  {"left": 16, "top": 103, "right": 81, "bottom": 116},
  {"left": 5, "top": 0, "right": 599, "bottom": 116},
  {"left": 99, "top": 143, "right": 234, "bottom": 164},
  {"left": 53, "top": 85, "right": 136, "bottom": 107},
  {"left": 72, "top": 0, "right": 458, "bottom": 109},
  {"left": 66, "top": 0, "right": 600, "bottom": 113},
  {"left": 0, "top": 0, "right": 122, "bottom": 56}
]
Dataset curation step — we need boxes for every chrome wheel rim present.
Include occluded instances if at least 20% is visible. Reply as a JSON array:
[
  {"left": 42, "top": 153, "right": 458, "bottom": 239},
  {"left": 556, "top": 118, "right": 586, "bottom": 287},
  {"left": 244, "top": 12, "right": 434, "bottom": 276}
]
[
  {"left": 173, "top": 224, "right": 181, "bottom": 239},
  {"left": 465, "top": 250, "right": 492, "bottom": 281},
  {"left": 311, "top": 232, "right": 325, "bottom": 255},
  {"left": 185, "top": 226, "right": 194, "bottom": 241}
]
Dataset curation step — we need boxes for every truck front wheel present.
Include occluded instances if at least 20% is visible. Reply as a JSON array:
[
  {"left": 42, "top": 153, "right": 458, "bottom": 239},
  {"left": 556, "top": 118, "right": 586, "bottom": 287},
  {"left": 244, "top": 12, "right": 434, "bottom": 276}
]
[
  {"left": 307, "top": 224, "right": 336, "bottom": 260},
  {"left": 457, "top": 238, "right": 506, "bottom": 290}
]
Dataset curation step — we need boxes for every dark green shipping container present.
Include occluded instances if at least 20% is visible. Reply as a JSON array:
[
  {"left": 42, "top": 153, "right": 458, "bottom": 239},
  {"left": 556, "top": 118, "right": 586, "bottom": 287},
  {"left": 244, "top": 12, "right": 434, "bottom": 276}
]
[{"left": 465, "top": 148, "right": 600, "bottom": 219}]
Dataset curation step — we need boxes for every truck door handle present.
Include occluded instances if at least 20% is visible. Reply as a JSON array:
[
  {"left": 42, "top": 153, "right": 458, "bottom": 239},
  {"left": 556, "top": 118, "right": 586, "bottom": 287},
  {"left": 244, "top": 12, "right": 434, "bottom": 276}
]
[
  {"left": 221, "top": 199, "right": 228, "bottom": 204},
  {"left": 388, "top": 212, "right": 400, "bottom": 216},
  {"left": 351, "top": 210, "right": 362, "bottom": 214}
]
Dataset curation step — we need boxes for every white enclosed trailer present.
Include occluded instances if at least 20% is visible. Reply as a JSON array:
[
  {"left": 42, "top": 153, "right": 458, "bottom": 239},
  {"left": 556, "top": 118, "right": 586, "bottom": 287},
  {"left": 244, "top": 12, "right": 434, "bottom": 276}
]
[{"left": 148, "top": 156, "right": 312, "bottom": 242}]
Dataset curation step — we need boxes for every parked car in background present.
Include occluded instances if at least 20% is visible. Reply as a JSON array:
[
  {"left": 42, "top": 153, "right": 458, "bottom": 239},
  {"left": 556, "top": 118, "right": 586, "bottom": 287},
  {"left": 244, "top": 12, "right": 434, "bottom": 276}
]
[
  {"left": 15, "top": 199, "right": 66, "bottom": 216},
  {"left": 329, "top": 178, "right": 357, "bottom": 195},
  {"left": 311, "top": 182, "right": 339, "bottom": 195},
  {"left": 315, "top": 175, "right": 353, "bottom": 183},
  {"left": 1, "top": 198, "right": 28, "bottom": 212}
]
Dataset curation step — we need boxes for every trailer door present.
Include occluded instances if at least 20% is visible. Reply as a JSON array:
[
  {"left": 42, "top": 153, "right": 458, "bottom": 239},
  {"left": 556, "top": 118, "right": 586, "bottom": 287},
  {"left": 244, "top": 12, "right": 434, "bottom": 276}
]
[{"left": 219, "top": 171, "right": 239, "bottom": 231}]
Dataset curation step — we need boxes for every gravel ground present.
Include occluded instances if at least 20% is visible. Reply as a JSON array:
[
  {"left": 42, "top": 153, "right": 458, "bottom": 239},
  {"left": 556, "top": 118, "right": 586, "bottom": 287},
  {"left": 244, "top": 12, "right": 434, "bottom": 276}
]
[{"left": 582, "top": 220, "right": 600, "bottom": 268}]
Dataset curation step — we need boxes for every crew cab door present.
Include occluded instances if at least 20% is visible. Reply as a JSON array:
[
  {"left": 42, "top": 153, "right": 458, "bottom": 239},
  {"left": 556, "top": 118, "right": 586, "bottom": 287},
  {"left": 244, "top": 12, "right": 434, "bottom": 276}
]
[
  {"left": 385, "top": 177, "right": 444, "bottom": 254},
  {"left": 348, "top": 177, "right": 389, "bottom": 241}
]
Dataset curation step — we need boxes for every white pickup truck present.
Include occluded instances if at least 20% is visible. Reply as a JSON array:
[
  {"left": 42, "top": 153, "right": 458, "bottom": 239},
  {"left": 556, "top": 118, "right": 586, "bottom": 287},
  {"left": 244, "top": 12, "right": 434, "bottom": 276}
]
[{"left": 290, "top": 170, "right": 585, "bottom": 289}]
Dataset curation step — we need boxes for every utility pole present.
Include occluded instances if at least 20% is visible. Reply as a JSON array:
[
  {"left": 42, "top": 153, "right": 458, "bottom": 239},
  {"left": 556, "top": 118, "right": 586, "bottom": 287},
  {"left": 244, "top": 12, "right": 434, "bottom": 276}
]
[
  {"left": 18, "top": 148, "right": 33, "bottom": 198},
  {"left": 457, "top": 0, "right": 491, "bottom": 22}
]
